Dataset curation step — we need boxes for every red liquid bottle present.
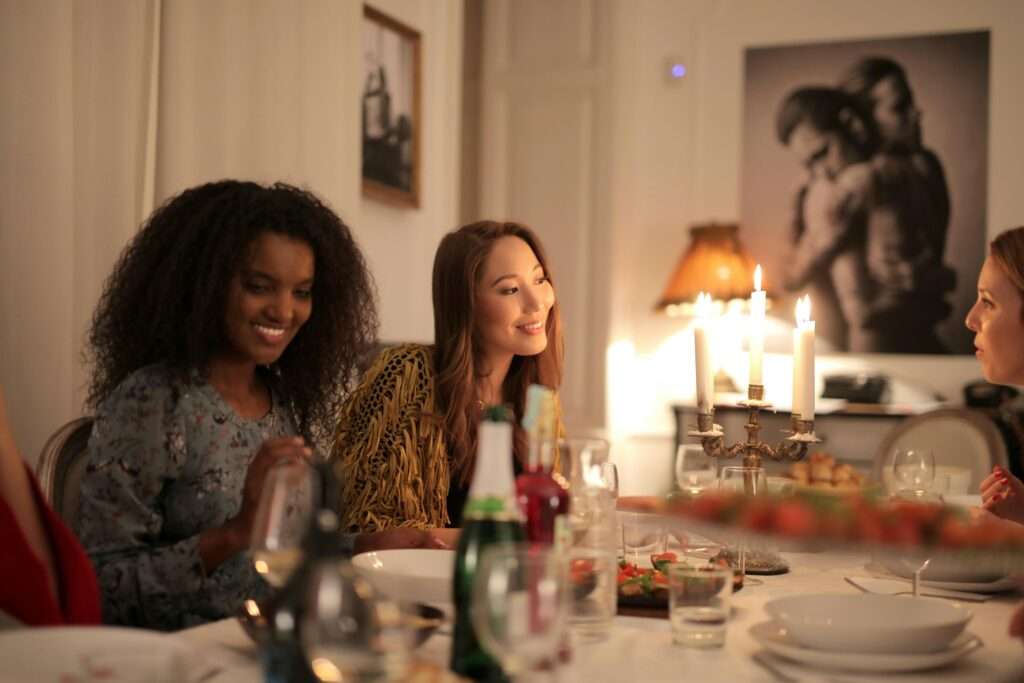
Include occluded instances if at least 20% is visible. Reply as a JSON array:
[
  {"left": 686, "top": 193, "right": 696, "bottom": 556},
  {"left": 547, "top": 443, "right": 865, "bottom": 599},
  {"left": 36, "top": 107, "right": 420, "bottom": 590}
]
[
  {"left": 516, "top": 385, "right": 568, "bottom": 545},
  {"left": 516, "top": 455, "right": 569, "bottom": 544}
]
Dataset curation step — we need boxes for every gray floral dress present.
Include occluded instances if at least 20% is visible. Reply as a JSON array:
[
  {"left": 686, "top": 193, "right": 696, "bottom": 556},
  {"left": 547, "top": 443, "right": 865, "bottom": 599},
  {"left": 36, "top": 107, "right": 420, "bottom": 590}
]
[{"left": 77, "top": 364, "right": 297, "bottom": 631}]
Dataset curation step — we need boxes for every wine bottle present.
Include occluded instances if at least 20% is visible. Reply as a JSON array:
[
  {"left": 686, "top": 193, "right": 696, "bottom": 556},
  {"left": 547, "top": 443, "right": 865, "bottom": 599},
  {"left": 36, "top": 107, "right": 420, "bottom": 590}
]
[
  {"left": 450, "top": 405, "right": 526, "bottom": 682},
  {"left": 516, "top": 385, "right": 569, "bottom": 546}
]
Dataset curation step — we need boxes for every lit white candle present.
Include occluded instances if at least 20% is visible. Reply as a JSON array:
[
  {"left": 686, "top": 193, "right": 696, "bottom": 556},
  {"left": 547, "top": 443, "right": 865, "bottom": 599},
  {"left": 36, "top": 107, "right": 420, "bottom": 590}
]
[
  {"left": 749, "top": 265, "right": 766, "bottom": 388},
  {"left": 792, "top": 296, "right": 815, "bottom": 420},
  {"left": 693, "top": 292, "right": 715, "bottom": 413}
]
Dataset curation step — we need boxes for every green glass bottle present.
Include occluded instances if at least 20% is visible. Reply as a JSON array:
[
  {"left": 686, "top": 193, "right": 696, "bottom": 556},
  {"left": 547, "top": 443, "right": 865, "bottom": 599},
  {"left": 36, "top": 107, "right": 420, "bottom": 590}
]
[{"left": 450, "top": 405, "right": 526, "bottom": 682}]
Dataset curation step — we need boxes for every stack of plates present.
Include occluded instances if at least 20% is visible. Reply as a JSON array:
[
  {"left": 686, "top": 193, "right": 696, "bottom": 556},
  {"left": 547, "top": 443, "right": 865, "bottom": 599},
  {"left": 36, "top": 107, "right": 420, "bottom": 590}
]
[{"left": 752, "top": 594, "right": 982, "bottom": 673}]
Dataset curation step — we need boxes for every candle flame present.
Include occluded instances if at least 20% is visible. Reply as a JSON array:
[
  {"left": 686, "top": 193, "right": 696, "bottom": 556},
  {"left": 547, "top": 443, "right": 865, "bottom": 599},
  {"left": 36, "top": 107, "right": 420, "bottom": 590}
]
[
  {"left": 795, "top": 295, "right": 812, "bottom": 326},
  {"left": 754, "top": 265, "right": 762, "bottom": 292}
]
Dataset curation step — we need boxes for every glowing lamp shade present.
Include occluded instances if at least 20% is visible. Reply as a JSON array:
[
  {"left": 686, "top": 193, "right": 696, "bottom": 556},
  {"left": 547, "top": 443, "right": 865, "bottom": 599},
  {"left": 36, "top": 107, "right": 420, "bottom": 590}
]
[{"left": 655, "top": 223, "right": 762, "bottom": 315}]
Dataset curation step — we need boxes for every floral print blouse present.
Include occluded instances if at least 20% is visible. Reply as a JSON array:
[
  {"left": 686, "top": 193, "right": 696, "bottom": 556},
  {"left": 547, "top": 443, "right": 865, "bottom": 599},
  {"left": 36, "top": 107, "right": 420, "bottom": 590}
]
[{"left": 77, "top": 364, "right": 297, "bottom": 631}]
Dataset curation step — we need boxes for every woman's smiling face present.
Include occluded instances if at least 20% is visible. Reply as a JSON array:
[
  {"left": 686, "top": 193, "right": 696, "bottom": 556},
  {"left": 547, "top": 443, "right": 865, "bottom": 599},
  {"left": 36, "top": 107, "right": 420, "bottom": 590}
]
[
  {"left": 221, "top": 231, "right": 315, "bottom": 367},
  {"left": 965, "top": 256, "right": 1024, "bottom": 386},
  {"left": 474, "top": 236, "right": 555, "bottom": 364}
]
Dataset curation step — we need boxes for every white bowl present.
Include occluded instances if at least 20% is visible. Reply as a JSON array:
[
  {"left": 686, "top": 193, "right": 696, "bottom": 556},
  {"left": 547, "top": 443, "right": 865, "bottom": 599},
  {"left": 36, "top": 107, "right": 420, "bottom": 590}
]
[
  {"left": 765, "top": 594, "right": 971, "bottom": 654},
  {"left": 351, "top": 549, "right": 455, "bottom": 605}
]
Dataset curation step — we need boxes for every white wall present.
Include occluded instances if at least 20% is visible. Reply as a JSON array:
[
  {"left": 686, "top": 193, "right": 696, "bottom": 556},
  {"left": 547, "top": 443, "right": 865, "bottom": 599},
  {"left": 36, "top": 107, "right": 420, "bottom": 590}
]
[
  {"left": 358, "top": 0, "right": 464, "bottom": 343},
  {"left": 479, "top": 0, "right": 1024, "bottom": 494},
  {"left": 608, "top": 0, "right": 1024, "bottom": 438},
  {"left": 0, "top": 0, "right": 463, "bottom": 465}
]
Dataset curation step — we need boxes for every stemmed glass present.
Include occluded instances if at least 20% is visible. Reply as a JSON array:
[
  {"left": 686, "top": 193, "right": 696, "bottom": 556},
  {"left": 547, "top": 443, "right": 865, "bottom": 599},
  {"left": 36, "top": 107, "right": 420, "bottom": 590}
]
[
  {"left": 250, "top": 461, "right": 320, "bottom": 589},
  {"left": 718, "top": 466, "right": 767, "bottom": 582},
  {"left": 890, "top": 449, "right": 939, "bottom": 595},
  {"left": 302, "top": 558, "right": 410, "bottom": 682},
  {"left": 472, "top": 543, "right": 570, "bottom": 682},
  {"left": 719, "top": 465, "right": 767, "bottom": 496},
  {"left": 675, "top": 444, "right": 717, "bottom": 495},
  {"left": 891, "top": 448, "right": 937, "bottom": 498}
]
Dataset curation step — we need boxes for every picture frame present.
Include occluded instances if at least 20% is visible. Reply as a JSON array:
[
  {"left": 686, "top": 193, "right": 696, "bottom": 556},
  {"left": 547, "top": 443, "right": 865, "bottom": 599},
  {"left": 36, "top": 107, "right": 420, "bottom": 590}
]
[
  {"left": 739, "top": 30, "right": 989, "bottom": 355},
  {"left": 362, "top": 5, "right": 421, "bottom": 208}
]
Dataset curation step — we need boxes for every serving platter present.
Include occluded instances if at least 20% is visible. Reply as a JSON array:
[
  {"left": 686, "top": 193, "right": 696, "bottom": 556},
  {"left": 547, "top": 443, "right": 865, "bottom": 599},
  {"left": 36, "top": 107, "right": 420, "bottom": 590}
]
[{"left": 619, "top": 489, "right": 1024, "bottom": 577}]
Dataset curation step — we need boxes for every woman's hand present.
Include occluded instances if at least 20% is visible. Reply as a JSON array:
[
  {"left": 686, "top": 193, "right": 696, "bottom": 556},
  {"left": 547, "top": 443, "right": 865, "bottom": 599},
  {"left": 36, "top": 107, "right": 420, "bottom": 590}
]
[
  {"left": 354, "top": 527, "right": 457, "bottom": 554},
  {"left": 980, "top": 466, "right": 1024, "bottom": 525},
  {"left": 200, "top": 437, "right": 311, "bottom": 572},
  {"left": 231, "top": 437, "right": 313, "bottom": 541}
]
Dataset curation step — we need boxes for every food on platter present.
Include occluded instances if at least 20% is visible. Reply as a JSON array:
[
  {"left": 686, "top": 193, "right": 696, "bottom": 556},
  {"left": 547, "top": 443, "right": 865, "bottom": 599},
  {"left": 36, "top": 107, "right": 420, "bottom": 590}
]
[
  {"left": 614, "top": 552, "right": 742, "bottom": 609},
  {"left": 628, "top": 489, "right": 1024, "bottom": 557},
  {"left": 789, "top": 451, "right": 866, "bottom": 491}
]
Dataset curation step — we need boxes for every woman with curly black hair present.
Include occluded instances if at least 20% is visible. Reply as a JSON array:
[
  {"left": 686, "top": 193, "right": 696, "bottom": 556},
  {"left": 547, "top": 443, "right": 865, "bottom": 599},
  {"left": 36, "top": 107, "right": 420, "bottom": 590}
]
[{"left": 78, "top": 180, "right": 445, "bottom": 631}]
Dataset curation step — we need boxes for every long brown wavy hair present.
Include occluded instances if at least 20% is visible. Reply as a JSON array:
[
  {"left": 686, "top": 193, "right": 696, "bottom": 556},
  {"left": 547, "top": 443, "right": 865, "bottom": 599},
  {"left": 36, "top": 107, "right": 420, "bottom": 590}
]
[
  {"left": 432, "top": 221, "right": 564, "bottom": 485},
  {"left": 991, "top": 227, "right": 1024, "bottom": 312}
]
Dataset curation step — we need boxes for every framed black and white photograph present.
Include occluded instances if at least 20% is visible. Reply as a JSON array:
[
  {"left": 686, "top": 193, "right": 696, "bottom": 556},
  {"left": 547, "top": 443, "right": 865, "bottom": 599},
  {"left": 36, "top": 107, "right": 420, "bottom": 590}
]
[
  {"left": 362, "top": 5, "right": 421, "bottom": 208},
  {"left": 740, "top": 30, "right": 989, "bottom": 355}
]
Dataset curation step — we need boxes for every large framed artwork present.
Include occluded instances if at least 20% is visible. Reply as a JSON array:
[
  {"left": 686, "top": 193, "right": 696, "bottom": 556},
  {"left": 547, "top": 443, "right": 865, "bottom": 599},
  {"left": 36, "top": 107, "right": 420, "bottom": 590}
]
[
  {"left": 740, "top": 31, "right": 989, "bottom": 354},
  {"left": 362, "top": 5, "right": 421, "bottom": 208}
]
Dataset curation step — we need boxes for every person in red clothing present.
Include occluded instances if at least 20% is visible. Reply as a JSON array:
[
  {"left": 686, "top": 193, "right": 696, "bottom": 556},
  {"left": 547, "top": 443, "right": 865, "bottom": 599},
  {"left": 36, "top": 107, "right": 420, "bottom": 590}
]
[{"left": 0, "top": 385, "right": 100, "bottom": 626}]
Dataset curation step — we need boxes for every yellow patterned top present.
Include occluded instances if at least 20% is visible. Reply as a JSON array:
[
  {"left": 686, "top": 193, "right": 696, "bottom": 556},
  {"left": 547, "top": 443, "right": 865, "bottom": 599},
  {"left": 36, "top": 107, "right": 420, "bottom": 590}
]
[{"left": 330, "top": 344, "right": 451, "bottom": 532}]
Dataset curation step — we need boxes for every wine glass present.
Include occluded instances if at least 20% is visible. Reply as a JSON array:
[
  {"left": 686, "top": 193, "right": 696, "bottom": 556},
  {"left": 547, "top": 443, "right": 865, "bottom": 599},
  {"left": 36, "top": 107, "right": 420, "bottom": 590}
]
[
  {"left": 675, "top": 444, "right": 717, "bottom": 495},
  {"left": 891, "top": 448, "right": 936, "bottom": 497},
  {"left": 718, "top": 466, "right": 767, "bottom": 581},
  {"left": 718, "top": 465, "right": 767, "bottom": 497},
  {"left": 250, "top": 461, "right": 319, "bottom": 589},
  {"left": 471, "top": 543, "right": 570, "bottom": 682},
  {"left": 302, "top": 559, "right": 410, "bottom": 682}
]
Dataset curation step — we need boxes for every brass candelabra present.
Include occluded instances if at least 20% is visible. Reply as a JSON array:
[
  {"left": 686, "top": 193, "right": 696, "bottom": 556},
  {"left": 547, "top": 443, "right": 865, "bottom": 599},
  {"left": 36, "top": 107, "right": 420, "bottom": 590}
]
[{"left": 687, "top": 384, "right": 820, "bottom": 471}]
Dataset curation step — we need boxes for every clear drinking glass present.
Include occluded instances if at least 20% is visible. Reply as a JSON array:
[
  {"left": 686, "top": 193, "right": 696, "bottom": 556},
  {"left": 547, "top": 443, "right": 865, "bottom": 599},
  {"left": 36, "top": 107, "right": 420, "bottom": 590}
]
[
  {"left": 668, "top": 563, "right": 732, "bottom": 648},
  {"left": 566, "top": 546, "right": 617, "bottom": 641},
  {"left": 619, "top": 511, "right": 666, "bottom": 567},
  {"left": 674, "top": 444, "right": 717, "bottom": 495},
  {"left": 472, "top": 543, "right": 570, "bottom": 682},
  {"left": 892, "top": 448, "right": 936, "bottom": 496},
  {"left": 560, "top": 437, "right": 617, "bottom": 640},
  {"left": 250, "top": 462, "right": 319, "bottom": 588}
]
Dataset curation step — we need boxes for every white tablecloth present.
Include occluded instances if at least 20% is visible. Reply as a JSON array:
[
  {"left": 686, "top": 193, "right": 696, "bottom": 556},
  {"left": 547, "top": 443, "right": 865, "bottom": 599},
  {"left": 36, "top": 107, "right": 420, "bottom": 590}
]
[{"left": 178, "top": 551, "right": 1024, "bottom": 683}]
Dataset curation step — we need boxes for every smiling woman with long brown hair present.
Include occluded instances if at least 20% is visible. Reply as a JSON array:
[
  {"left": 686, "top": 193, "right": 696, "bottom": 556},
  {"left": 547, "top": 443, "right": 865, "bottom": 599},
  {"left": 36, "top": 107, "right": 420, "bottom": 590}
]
[{"left": 331, "top": 221, "right": 564, "bottom": 532}]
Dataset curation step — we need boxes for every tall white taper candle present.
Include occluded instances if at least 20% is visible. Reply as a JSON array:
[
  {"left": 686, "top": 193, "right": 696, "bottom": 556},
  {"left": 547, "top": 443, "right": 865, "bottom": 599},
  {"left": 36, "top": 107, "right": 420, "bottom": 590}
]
[
  {"left": 749, "top": 265, "right": 766, "bottom": 387},
  {"left": 694, "top": 292, "right": 714, "bottom": 413}
]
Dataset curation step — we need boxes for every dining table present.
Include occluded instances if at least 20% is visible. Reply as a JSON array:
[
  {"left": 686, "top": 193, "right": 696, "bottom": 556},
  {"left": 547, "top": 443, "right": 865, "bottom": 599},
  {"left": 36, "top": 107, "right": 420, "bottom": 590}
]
[{"left": 169, "top": 549, "right": 1024, "bottom": 683}]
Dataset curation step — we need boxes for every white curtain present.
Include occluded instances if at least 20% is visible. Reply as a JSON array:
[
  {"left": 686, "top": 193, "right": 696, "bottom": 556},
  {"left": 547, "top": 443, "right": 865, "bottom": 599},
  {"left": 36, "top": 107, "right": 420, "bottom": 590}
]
[{"left": 0, "top": 0, "right": 160, "bottom": 463}]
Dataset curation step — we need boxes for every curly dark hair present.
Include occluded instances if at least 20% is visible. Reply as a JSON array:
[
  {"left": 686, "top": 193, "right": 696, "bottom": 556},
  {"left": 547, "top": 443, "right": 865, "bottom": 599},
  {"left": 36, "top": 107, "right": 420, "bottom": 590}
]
[{"left": 86, "top": 179, "right": 378, "bottom": 440}]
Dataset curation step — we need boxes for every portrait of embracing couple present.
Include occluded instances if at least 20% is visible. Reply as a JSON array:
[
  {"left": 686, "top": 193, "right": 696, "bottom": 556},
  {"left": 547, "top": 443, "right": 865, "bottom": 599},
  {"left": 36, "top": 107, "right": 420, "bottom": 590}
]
[{"left": 741, "top": 30, "right": 989, "bottom": 355}]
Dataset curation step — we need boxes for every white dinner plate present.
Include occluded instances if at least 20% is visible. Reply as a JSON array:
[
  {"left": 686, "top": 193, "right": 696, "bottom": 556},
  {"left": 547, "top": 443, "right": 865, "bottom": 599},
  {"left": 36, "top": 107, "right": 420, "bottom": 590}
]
[
  {"left": 867, "top": 561, "right": 1018, "bottom": 594},
  {"left": 0, "top": 626, "right": 201, "bottom": 681},
  {"left": 750, "top": 621, "right": 983, "bottom": 673},
  {"left": 919, "top": 576, "right": 1020, "bottom": 594}
]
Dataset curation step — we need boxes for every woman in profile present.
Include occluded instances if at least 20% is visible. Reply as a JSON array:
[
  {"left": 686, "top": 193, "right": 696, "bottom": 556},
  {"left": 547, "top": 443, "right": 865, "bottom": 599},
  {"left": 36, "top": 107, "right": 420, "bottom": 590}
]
[
  {"left": 964, "top": 226, "right": 1024, "bottom": 642},
  {"left": 78, "top": 180, "right": 442, "bottom": 631},
  {"left": 331, "top": 221, "right": 563, "bottom": 532}
]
